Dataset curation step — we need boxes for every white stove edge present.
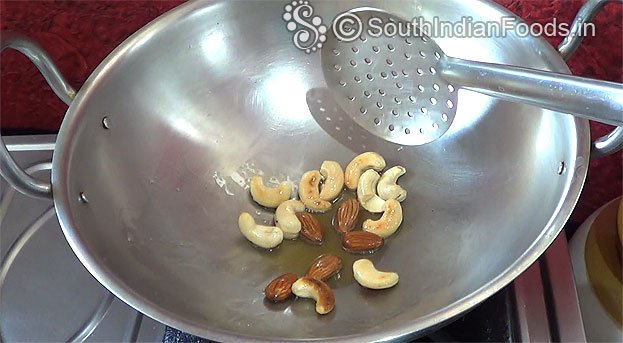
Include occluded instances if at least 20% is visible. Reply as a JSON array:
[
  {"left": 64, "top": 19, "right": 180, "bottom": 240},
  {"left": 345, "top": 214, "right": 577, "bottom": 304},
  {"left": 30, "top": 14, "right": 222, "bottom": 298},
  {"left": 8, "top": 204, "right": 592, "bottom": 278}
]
[{"left": 1, "top": 134, "right": 166, "bottom": 342}]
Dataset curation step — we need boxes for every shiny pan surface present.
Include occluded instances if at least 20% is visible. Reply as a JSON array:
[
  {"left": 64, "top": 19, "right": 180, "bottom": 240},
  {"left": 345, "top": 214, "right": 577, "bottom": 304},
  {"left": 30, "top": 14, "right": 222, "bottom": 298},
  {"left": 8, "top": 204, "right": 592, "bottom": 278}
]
[{"left": 43, "top": 0, "right": 589, "bottom": 341}]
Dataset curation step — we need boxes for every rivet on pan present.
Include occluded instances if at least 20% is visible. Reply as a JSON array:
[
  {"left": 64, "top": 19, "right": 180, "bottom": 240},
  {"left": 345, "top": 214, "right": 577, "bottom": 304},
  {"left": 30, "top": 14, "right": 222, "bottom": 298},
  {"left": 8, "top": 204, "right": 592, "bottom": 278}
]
[
  {"left": 405, "top": 128, "right": 411, "bottom": 134},
  {"left": 352, "top": 47, "right": 359, "bottom": 53},
  {"left": 417, "top": 68, "right": 424, "bottom": 76},
  {"left": 419, "top": 51, "right": 426, "bottom": 58},
  {"left": 401, "top": 69, "right": 408, "bottom": 76},
  {"left": 388, "top": 124, "right": 395, "bottom": 131},
  {"left": 360, "top": 107, "right": 367, "bottom": 114},
  {"left": 430, "top": 97, "right": 437, "bottom": 105},
  {"left": 332, "top": 49, "right": 340, "bottom": 56},
  {"left": 418, "top": 85, "right": 425, "bottom": 92},
  {"left": 372, "top": 45, "right": 380, "bottom": 53},
  {"left": 376, "top": 101, "right": 383, "bottom": 109},
  {"left": 379, "top": 89, "right": 386, "bottom": 96},
  {"left": 366, "top": 73, "right": 374, "bottom": 80},
  {"left": 354, "top": 75, "right": 361, "bottom": 83},
  {"left": 405, "top": 38, "right": 412, "bottom": 45},
  {"left": 373, "top": 117, "right": 381, "bottom": 125},
  {"left": 404, "top": 52, "right": 411, "bottom": 60},
  {"left": 339, "top": 80, "right": 346, "bottom": 86},
  {"left": 420, "top": 107, "right": 428, "bottom": 114},
  {"left": 432, "top": 122, "right": 439, "bottom": 129},
  {"left": 396, "top": 82, "right": 403, "bottom": 89},
  {"left": 386, "top": 59, "right": 393, "bottom": 66},
  {"left": 409, "top": 95, "right": 416, "bottom": 102},
  {"left": 78, "top": 192, "right": 88, "bottom": 204},
  {"left": 364, "top": 90, "right": 371, "bottom": 97},
  {"left": 392, "top": 109, "right": 399, "bottom": 116},
  {"left": 391, "top": 70, "right": 398, "bottom": 77},
  {"left": 387, "top": 44, "right": 395, "bottom": 51},
  {"left": 448, "top": 84, "right": 455, "bottom": 92},
  {"left": 364, "top": 57, "right": 371, "bottom": 64},
  {"left": 394, "top": 97, "right": 401, "bottom": 104},
  {"left": 557, "top": 162, "right": 566, "bottom": 175},
  {"left": 441, "top": 113, "right": 448, "bottom": 121},
  {"left": 446, "top": 99, "right": 454, "bottom": 108},
  {"left": 380, "top": 71, "right": 388, "bottom": 78},
  {"left": 430, "top": 67, "right": 437, "bottom": 75},
  {"left": 419, "top": 128, "right": 425, "bottom": 134},
  {"left": 433, "top": 84, "right": 440, "bottom": 91},
  {"left": 435, "top": 52, "right": 441, "bottom": 59},
  {"left": 350, "top": 60, "right": 357, "bottom": 67},
  {"left": 102, "top": 116, "right": 111, "bottom": 129},
  {"left": 334, "top": 64, "right": 341, "bottom": 71}
]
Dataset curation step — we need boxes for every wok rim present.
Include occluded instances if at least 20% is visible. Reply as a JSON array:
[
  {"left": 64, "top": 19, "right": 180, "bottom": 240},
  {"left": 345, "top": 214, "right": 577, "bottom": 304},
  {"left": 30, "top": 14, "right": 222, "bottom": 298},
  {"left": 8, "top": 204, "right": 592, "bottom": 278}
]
[{"left": 50, "top": 0, "right": 591, "bottom": 341}]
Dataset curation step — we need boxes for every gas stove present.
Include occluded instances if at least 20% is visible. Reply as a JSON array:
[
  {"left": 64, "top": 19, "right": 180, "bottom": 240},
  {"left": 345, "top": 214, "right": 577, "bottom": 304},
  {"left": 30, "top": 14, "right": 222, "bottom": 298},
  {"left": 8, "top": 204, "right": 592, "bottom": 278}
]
[{"left": 0, "top": 135, "right": 586, "bottom": 342}]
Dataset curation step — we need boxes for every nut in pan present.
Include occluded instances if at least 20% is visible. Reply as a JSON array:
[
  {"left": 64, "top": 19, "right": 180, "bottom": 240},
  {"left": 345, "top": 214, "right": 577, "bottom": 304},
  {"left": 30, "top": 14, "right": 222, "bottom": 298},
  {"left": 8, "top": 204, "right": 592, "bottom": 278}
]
[
  {"left": 295, "top": 212, "right": 324, "bottom": 243},
  {"left": 362, "top": 199, "right": 403, "bottom": 238},
  {"left": 344, "top": 152, "right": 386, "bottom": 190},
  {"left": 291, "top": 277, "right": 336, "bottom": 315},
  {"left": 249, "top": 175, "right": 292, "bottom": 208},
  {"left": 353, "top": 259, "right": 399, "bottom": 289},
  {"left": 342, "top": 231, "right": 383, "bottom": 253},
  {"left": 299, "top": 170, "right": 331, "bottom": 212},
  {"left": 306, "top": 254, "right": 343, "bottom": 281},
  {"left": 264, "top": 273, "right": 299, "bottom": 302},
  {"left": 335, "top": 198, "right": 360, "bottom": 233}
]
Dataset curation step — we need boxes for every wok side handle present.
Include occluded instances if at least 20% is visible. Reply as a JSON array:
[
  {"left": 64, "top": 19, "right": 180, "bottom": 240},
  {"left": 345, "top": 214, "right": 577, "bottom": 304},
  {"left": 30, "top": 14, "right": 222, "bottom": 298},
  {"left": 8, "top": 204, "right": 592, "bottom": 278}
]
[
  {"left": 0, "top": 34, "right": 75, "bottom": 199},
  {"left": 558, "top": 0, "right": 623, "bottom": 159}
]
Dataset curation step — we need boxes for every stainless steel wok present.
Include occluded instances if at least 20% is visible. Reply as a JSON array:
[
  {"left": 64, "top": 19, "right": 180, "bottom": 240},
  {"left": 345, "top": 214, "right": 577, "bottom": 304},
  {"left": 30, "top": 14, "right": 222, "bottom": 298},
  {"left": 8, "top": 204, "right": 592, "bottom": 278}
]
[{"left": 1, "top": 0, "right": 622, "bottom": 341}]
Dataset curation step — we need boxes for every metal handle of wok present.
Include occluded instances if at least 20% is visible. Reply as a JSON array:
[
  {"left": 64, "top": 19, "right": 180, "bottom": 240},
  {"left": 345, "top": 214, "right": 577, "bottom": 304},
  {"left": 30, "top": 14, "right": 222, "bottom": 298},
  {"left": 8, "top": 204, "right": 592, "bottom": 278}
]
[
  {"left": 0, "top": 34, "right": 75, "bottom": 199},
  {"left": 560, "top": 0, "right": 623, "bottom": 158}
]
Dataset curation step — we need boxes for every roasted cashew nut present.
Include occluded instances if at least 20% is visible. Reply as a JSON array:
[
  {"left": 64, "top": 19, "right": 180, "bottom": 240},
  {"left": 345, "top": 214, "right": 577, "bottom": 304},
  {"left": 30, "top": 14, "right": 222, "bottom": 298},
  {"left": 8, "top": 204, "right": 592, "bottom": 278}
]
[
  {"left": 362, "top": 199, "right": 403, "bottom": 238},
  {"left": 238, "top": 212, "right": 283, "bottom": 249},
  {"left": 344, "top": 152, "right": 386, "bottom": 190},
  {"left": 357, "top": 169, "right": 386, "bottom": 213},
  {"left": 299, "top": 170, "right": 331, "bottom": 212},
  {"left": 319, "top": 161, "right": 344, "bottom": 201},
  {"left": 249, "top": 175, "right": 292, "bottom": 208},
  {"left": 353, "top": 259, "right": 399, "bottom": 289},
  {"left": 274, "top": 200, "right": 305, "bottom": 239},
  {"left": 377, "top": 166, "right": 407, "bottom": 202},
  {"left": 291, "top": 276, "right": 335, "bottom": 314}
]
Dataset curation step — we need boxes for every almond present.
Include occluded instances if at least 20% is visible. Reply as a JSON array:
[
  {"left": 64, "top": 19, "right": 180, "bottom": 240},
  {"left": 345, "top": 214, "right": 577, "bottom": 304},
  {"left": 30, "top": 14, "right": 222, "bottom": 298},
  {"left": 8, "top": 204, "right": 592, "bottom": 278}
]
[
  {"left": 306, "top": 254, "right": 343, "bottom": 281},
  {"left": 335, "top": 198, "right": 360, "bottom": 233},
  {"left": 342, "top": 231, "right": 383, "bottom": 253},
  {"left": 264, "top": 273, "right": 298, "bottom": 302},
  {"left": 295, "top": 212, "right": 323, "bottom": 243}
]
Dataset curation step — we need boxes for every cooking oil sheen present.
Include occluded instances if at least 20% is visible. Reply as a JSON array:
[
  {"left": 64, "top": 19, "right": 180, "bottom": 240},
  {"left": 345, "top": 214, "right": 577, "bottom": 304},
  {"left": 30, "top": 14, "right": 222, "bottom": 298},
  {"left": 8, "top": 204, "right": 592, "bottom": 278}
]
[{"left": 262, "top": 190, "right": 380, "bottom": 289}]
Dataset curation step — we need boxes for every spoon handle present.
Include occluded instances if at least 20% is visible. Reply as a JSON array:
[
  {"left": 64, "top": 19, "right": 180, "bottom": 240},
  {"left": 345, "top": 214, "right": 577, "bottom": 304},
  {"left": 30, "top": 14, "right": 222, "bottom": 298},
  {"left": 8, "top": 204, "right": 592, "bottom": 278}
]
[{"left": 439, "top": 56, "right": 623, "bottom": 127}]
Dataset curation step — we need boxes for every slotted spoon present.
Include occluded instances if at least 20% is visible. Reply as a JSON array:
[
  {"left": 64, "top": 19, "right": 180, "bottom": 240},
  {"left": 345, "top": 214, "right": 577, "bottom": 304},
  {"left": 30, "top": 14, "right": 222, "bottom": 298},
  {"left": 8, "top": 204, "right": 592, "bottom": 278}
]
[{"left": 322, "top": 9, "right": 623, "bottom": 145}]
